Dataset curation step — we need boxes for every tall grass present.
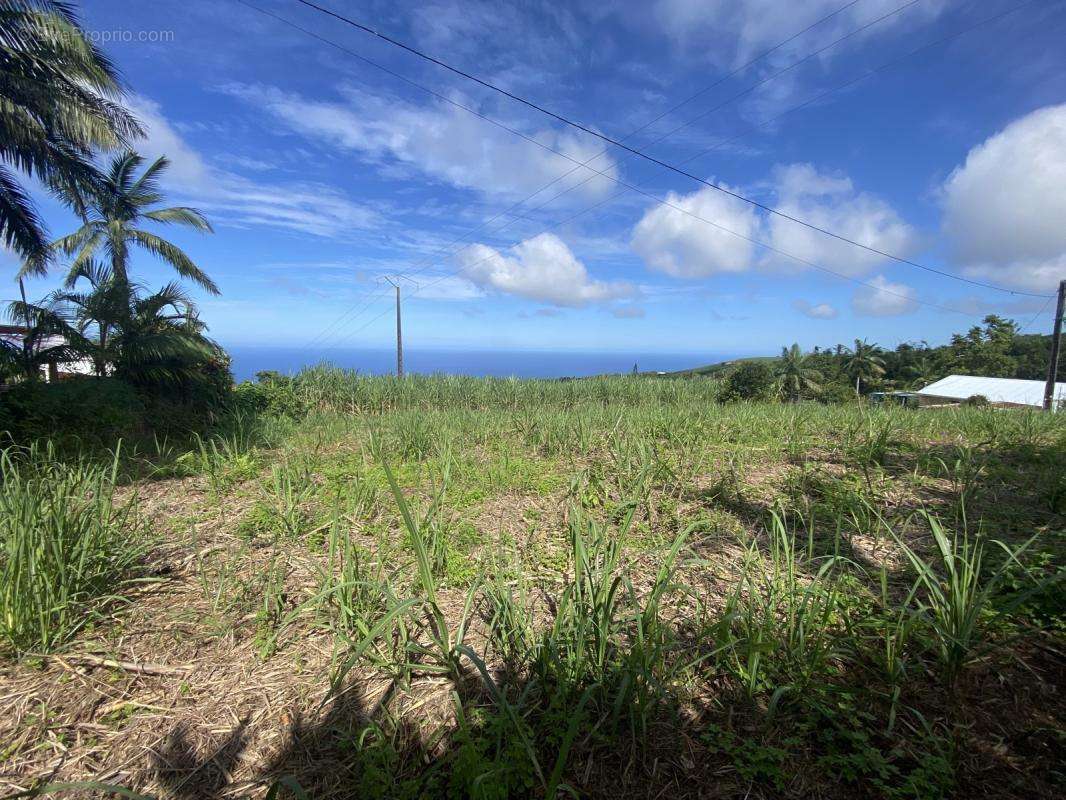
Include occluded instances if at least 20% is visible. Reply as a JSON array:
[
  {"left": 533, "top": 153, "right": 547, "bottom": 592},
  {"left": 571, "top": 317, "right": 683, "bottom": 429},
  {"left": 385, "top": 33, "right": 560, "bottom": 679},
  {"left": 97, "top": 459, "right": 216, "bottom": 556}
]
[
  {"left": 12, "top": 370, "right": 1064, "bottom": 794},
  {"left": 714, "top": 511, "right": 846, "bottom": 703},
  {"left": 0, "top": 444, "right": 146, "bottom": 653},
  {"left": 892, "top": 512, "right": 1040, "bottom": 685},
  {"left": 277, "top": 366, "right": 725, "bottom": 415}
]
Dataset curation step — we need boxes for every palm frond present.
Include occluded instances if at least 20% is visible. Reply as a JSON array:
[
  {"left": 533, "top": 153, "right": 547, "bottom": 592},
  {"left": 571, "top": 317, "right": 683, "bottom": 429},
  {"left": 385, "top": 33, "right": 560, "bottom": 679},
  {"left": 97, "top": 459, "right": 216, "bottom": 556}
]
[
  {"left": 130, "top": 228, "right": 220, "bottom": 294},
  {"left": 143, "top": 205, "right": 214, "bottom": 233},
  {"left": 0, "top": 163, "right": 48, "bottom": 261},
  {"left": 1, "top": 0, "right": 142, "bottom": 262}
]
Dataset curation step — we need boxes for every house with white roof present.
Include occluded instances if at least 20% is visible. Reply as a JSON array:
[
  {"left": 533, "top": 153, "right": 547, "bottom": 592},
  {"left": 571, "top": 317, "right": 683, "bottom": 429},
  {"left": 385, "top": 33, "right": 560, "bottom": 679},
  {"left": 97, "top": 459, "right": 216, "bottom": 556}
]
[{"left": 916, "top": 374, "right": 1066, "bottom": 410}]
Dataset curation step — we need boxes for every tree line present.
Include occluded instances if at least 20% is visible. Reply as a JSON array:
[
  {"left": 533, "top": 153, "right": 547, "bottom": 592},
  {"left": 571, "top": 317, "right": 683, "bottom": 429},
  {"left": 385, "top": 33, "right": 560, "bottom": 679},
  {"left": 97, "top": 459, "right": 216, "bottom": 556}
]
[{"left": 723, "top": 315, "right": 1055, "bottom": 402}]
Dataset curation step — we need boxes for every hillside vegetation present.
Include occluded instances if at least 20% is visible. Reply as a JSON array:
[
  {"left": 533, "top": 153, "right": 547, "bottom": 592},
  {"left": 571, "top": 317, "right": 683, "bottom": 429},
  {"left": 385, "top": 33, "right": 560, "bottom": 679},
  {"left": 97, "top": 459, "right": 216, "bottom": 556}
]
[
  {"left": 1, "top": 370, "right": 1063, "bottom": 799},
  {"left": 665, "top": 316, "right": 1054, "bottom": 401}
]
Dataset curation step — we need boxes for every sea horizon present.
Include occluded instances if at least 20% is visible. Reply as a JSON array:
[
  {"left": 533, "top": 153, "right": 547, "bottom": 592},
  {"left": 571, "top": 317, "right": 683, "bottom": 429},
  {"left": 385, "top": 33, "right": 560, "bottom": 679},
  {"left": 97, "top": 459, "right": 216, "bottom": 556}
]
[{"left": 225, "top": 345, "right": 743, "bottom": 383}]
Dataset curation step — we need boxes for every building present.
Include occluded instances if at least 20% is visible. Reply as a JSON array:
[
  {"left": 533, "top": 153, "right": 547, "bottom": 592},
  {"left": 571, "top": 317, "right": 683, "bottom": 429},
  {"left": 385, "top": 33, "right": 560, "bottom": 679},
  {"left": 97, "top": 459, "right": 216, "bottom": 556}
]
[
  {"left": 916, "top": 374, "right": 1066, "bottom": 410},
  {"left": 0, "top": 324, "right": 95, "bottom": 383}
]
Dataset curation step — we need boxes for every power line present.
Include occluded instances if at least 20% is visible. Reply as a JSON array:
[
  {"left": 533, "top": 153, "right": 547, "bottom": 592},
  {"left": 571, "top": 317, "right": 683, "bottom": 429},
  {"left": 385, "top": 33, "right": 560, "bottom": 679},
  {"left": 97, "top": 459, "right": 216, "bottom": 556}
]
[
  {"left": 272, "top": 0, "right": 873, "bottom": 350},
  {"left": 290, "top": 0, "right": 1045, "bottom": 351},
  {"left": 309, "top": 16, "right": 1058, "bottom": 347},
  {"left": 253, "top": 0, "right": 1054, "bottom": 354},
  {"left": 292, "top": 0, "right": 1053, "bottom": 300},
  {"left": 325, "top": 196, "right": 999, "bottom": 355},
  {"left": 1018, "top": 294, "right": 1055, "bottom": 334}
]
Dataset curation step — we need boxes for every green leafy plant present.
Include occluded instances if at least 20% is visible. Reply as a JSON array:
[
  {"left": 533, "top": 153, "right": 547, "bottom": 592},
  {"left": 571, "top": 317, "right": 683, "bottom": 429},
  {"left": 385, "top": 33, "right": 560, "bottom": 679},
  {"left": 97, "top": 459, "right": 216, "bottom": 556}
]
[
  {"left": 893, "top": 512, "right": 1041, "bottom": 685},
  {"left": 0, "top": 444, "right": 146, "bottom": 653}
]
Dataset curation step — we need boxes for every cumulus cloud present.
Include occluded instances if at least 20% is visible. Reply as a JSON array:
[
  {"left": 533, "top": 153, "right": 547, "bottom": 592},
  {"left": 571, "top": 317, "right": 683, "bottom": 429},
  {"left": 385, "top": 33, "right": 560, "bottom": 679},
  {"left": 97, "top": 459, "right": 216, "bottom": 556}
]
[
  {"left": 129, "top": 97, "right": 381, "bottom": 237},
  {"left": 851, "top": 275, "right": 918, "bottom": 317},
  {"left": 942, "top": 104, "right": 1066, "bottom": 293},
  {"left": 630, "top": 164, "right": 915, "bottom": 278},
  {"left": 631, "top": 184, "right": 760, "bottom": 277},
  {"left": 766, "top": 164, "right": 918, "bottom": 275},
  {"left": 459, "top": 233, "right": 634, "bottom": 307},
  {"left": 222, "top": 83, "right": 619, "bottom": 201},
  {"left": 792, "top": 299, "right": 838, "bottom": 319}
]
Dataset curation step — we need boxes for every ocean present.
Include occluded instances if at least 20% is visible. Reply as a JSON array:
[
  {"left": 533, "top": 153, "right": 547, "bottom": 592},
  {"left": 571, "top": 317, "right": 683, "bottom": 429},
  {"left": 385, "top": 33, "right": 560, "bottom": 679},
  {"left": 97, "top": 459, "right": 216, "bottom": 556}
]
[{"left": 225, "top": 346, "right": 733, "bottom": 383}]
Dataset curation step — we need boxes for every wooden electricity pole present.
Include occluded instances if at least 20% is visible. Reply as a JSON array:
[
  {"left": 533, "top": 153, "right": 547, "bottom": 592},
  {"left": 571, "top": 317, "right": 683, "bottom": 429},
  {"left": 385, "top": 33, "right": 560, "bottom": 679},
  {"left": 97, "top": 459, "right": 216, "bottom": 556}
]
[{"left": 1043, "top": 279, "right": 1066, "bottom": 411}]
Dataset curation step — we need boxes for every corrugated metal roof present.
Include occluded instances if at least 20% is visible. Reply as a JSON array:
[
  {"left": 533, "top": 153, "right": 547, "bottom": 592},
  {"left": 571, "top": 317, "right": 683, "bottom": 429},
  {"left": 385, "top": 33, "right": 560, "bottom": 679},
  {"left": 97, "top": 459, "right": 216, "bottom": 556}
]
[{"left": 917, "top": 374, "right": 1066, "bottom": 408}]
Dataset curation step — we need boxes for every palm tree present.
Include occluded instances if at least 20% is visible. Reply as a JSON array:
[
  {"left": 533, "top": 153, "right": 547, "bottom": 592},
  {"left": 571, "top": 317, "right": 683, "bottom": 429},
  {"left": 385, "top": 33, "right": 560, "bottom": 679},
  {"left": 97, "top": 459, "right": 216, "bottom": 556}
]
[
  {"left": 26, "top": 151, "right": 217, "bottom": 364},
  {"left": 111, "top": 282, "right": 218, "bottom": 388},
  {"left": 901, "top": 355, "right": 938, "bottom": 390},
  {"left": 57, "top": 260, "right": 214, "bottom": 383},
  {"left": 843, "top": 338, "right": 886, "bottom": 396},
  {"left": 777, "top": 343, "right": 821, "bottom": 402},
  {"left": 46, "top": 151, "right": 217, "bottom": 293},
  {"left": 2, "top": 0, "right": 141, "bottom": 264},
  {"left": 1, "top": 296, "right": 83, "bottom": 381},
  {"left": 51, "top": 259, "right": 129, "bottom": 376}
]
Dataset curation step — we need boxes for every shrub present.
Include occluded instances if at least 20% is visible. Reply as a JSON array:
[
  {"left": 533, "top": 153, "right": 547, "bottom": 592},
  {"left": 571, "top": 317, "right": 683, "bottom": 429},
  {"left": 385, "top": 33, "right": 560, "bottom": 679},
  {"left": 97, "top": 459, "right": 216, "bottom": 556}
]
[
  {"left": 721, "top": 361, "right": 777, "bottom": 402},
  {"left": 818, "top": 380, "right": 857, "bottom": 404},
  {"left": 136, "top": 345, "right": 235, "bottom": 433},
  {"left": 232, "top": 374, "right": 308, "bottom": 419},
  {"left": 0, "top": 377, "right": 144, "bottom": 447},
  {"left": 963, "top": 394, "right": 990, "bottom": 407}
]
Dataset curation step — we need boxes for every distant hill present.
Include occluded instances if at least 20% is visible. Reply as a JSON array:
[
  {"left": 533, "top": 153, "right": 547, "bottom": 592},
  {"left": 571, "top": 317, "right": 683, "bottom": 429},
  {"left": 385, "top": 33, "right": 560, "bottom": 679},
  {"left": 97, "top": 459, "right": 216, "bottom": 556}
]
[{"left": 654, "top": 355, "right": 777, "bottom": 378}]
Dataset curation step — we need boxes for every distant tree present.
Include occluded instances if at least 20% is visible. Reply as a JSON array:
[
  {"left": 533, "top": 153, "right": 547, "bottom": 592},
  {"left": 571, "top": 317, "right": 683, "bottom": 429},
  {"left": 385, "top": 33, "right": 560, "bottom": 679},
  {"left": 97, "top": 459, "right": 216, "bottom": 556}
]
[
  {"left": 900, "top": 355, "right": 939, "bottom": 389},
  {"left": 801, "top": 316, "right": 1055, "bottom": 402},
  {"left": 777, "top": 343, "right": 821, "bottom": 402},
  {"left": 843, "top": 338, "right": 885, "bottom": 396},
  {"left": 2, "top": 0, "right": 141, "bottom": 265},
  {"left": 721, "top": 360, "right": 776, "bottom": 402},
  {"left": 1009, "top": 334, "right": 1052, "bottom": 380},
  {"left": 950, "top": 315, "right": 1018, "bottom": 377},
  {"left": 256, "top": 370, "right": 285, "bottom": 384}
]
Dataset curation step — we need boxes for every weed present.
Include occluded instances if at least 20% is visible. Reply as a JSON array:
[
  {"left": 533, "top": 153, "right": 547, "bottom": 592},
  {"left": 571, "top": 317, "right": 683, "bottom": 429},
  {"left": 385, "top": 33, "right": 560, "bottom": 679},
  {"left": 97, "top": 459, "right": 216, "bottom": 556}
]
[{"left": 0, "top": 444, "right": 146, "bottom": 653}]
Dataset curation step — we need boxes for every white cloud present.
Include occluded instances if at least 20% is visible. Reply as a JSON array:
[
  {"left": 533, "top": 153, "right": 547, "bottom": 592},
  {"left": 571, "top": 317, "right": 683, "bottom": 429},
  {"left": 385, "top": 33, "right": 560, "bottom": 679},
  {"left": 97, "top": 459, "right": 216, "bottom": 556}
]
[
  {"left": 128, "top": 96, "right": 382, "bottom": 238},
  {"left": 459, "top": 233, "right": 634, "bottom": 307},
  {"left": 630, "top": 164, "right": 915, "bottom": 279},
  {"left": 631, "top": 184, "right": 760, "bottom": 277},
  {"left": 852, "top": 274, "right": 918, "bottom": 317},
  {"left": 411, "top": 276, "right": 485, "bottom": 302},
  {"left": 942, "top": 103, "right": 1066, "bottom": 293},
  {"left": 653, "top": 0, "right": 947, "bottom": 67},
  {"left": 792, "top": 299, "right": 838, "bottom": 319},
  {"left": 222, "top": 83, "right": 619, "bottom": 202},
  {"left": 765, "top": 164, "right": 917, "bottom": 276}
]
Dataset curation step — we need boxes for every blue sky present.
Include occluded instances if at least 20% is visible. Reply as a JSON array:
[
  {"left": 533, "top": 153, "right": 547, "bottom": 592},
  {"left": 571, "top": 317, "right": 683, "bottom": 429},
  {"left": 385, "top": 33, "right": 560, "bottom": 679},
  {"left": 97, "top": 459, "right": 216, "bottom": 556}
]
[{"left": 9, "top": 0, "right": 1066, "bottom": 358}]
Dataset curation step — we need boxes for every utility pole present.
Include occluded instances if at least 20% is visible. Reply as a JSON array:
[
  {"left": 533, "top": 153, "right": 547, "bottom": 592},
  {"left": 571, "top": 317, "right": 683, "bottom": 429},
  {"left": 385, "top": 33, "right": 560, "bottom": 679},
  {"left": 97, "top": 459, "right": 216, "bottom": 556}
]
[
  {"left": 1043, "top": 279, "right": 1066, "bottom": 411},
  {"left": 381, "top": 276, "right": 415, "bottom": 378}
]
